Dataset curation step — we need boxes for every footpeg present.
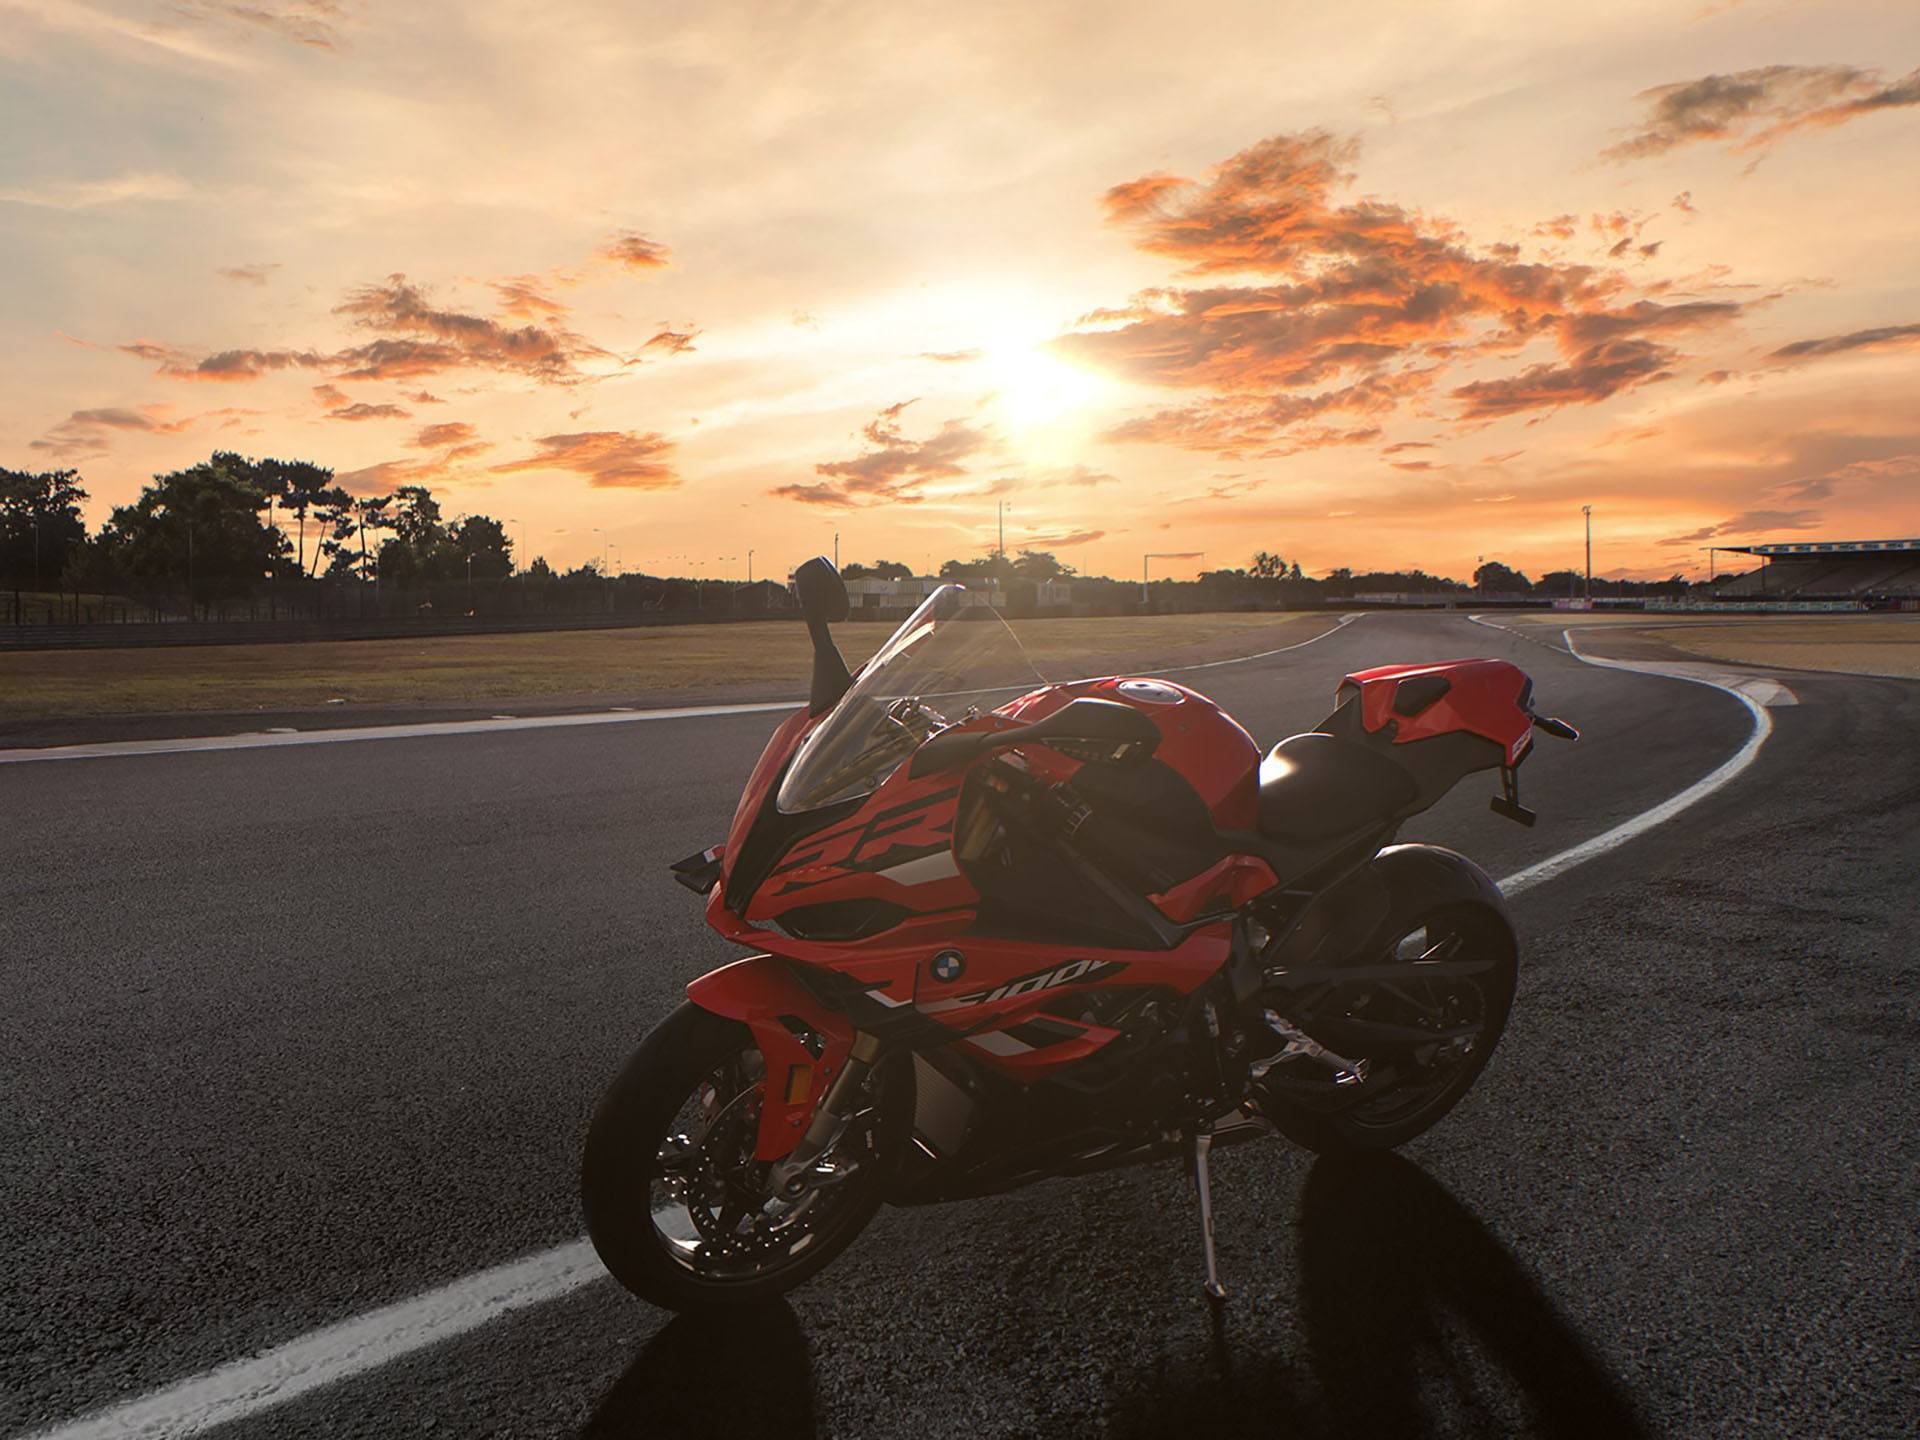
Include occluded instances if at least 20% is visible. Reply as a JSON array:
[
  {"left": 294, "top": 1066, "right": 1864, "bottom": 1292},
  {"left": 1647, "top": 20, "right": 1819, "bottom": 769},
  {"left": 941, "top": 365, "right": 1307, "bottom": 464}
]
[
  {"left": 1186, "top": 1130, "right": 1227, "bottom": 1301},
  {"left": 1252, "top": 1009, "right": 1370, "bottom": 1087}
]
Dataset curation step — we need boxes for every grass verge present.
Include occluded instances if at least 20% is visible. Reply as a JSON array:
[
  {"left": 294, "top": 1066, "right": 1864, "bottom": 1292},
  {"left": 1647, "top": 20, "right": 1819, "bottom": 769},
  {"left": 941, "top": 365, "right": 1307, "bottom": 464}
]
[{"left": 0, "top": 613, "right": 1328, "bottom": 721}]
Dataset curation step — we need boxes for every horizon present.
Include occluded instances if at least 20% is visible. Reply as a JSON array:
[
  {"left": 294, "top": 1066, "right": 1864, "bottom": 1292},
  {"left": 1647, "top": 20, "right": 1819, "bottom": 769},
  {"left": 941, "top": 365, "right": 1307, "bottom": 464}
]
[{"left": 4, "top": 1, "right": 1917, "bottom": 586}]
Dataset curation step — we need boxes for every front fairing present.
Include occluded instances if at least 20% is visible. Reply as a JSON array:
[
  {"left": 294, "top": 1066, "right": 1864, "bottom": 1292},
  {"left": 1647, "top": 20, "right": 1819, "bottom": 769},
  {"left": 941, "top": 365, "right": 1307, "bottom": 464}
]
[
  {"left": 776, "top": 585, "right": 1042, "bottom": 814},
  {"left": 715, "top": 585, "right": 1041, "bottom": 928}
]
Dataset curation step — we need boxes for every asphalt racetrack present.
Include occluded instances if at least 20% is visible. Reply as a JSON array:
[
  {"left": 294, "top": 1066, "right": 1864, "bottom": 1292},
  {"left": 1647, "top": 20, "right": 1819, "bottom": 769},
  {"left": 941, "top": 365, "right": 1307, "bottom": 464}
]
[{"left": 4, "top": 613, "right": 1915, "bottom": 1439}]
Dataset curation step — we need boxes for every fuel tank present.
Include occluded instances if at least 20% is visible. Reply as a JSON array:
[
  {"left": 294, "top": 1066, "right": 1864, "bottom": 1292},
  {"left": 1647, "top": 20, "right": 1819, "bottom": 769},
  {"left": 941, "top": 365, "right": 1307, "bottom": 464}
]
[{"left": 1001, "top": 676, "right": 1261, "bottom": 831}]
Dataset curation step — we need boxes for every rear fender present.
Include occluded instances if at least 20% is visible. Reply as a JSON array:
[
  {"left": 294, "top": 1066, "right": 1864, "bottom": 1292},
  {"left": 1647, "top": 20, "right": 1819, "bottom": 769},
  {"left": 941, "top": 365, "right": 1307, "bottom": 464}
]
[
  {"left": 1271, "top": 843, "right": 1512, "bottom": 969},
  {"left": 686, "top": 954, "right": 855, "bottom": 1161}
]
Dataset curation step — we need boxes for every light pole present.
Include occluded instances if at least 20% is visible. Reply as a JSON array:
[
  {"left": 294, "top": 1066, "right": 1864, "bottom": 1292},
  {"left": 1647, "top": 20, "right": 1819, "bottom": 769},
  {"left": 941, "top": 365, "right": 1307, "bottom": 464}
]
[
  {"left": 592, "top": 526, "right": 611, "bottom": 612},
  {"left": 1142, "top": 552, "right": 1200, "bottom": 606},
  {"left": 506, "top": 517, "right": 523, "bottom": 575},
  {"left": 1582, "top": 505, "right": 1593, "bottom": 602},
  {"left": 833, "top": 531, "right": 839, "bottom": 569},
  {"left": 747, "top": 548, "right": 754, "bottom": 585},
  {"left": 466, "top": 553, "right": 475, "bottom": 614}
]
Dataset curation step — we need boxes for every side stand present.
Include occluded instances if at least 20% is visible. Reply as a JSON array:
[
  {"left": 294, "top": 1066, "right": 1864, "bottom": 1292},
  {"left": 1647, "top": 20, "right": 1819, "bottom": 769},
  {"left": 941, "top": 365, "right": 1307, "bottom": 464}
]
[{"left": 1186, "top": 1129, "right": 1227, "bottom": 1302}]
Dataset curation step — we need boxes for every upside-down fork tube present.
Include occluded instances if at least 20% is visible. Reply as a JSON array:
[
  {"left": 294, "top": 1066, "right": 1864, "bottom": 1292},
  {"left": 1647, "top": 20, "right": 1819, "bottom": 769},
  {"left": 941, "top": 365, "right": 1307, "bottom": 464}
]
[{"left": 685, "top": 954, "right": 856, "bottom": 1161}]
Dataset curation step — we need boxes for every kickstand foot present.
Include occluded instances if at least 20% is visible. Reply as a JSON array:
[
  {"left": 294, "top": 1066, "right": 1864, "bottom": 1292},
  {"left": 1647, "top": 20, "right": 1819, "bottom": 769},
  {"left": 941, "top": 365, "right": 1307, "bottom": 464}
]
[{"left": 1187, "top": 1129, "right": 1227, "bottom": 1301}]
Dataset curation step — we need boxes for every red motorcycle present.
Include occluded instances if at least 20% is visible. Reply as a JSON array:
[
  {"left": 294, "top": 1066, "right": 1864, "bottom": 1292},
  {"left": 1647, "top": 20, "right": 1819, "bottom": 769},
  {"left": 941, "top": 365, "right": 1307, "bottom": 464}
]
[{"left": 583, "top": 560, "right": 1577, "bottom": 1309}]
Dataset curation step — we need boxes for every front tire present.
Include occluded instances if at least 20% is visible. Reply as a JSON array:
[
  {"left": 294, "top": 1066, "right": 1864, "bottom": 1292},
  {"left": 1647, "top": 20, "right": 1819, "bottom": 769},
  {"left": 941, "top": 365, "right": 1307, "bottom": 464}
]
[{"left": 582, "top": 1002, "right": 904, "bottom": 1310}]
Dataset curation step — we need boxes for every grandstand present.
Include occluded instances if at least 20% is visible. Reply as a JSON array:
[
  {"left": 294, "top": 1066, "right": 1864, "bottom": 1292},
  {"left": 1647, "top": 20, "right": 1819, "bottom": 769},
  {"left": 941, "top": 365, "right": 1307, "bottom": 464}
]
[{"left": 1715, "top": 538, "right": 1920, "bottom": 606}]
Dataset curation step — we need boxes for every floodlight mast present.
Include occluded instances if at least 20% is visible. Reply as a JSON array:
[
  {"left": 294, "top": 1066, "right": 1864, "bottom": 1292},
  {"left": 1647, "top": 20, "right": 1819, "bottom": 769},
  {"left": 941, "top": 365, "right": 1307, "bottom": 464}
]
[
  {"left": 1582, "top": 505, "right": 1593, "bottom": 601},
  {"left": 1142, "top": 552, "right": 1201, "bottom": 605}
]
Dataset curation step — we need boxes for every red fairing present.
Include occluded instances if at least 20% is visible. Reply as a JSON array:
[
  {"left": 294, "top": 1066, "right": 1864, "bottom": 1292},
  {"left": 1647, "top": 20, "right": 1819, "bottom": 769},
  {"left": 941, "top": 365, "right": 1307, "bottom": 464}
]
[
  {"left": 1003, "top": 676, "right": 1262, "bottom": 830},
  {"left": 741, "top": 764, "right": 979, "bottom": 925},
  {"left": 686, "top": 954, "right": 855, "bottom": 1161},
  {"left": 1343, "top": 659, "right": 1534, "bottom": 765},
  {"left": 718, "top": 706, "right": 813, "bottom": 894},
  {"left": 1151, "top": 854, "right": 1279, "bottom": 923}
]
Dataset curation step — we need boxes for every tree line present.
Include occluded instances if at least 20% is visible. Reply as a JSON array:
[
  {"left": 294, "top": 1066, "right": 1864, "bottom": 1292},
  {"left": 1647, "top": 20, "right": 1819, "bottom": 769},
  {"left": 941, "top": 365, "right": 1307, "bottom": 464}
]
[
  {"left": 2, "top": 454, "right": 545, "bottom": 618},
  {"left": 4, "top": 449, "right": 1705, "bottom": 623}
]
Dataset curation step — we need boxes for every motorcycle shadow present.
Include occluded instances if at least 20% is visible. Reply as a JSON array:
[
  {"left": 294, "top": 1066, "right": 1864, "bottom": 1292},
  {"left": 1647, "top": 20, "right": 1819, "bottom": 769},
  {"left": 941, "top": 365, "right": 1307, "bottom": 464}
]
[
  {"left": 1294, "top": 1150, "right": 1649, "bottom": 1438},
  {"left": 1105, "top": 1151, "right": 1650, "bottom": 1440},
  {"left": 582, "top": 1300, "right": 814, "bottom": 1440}
]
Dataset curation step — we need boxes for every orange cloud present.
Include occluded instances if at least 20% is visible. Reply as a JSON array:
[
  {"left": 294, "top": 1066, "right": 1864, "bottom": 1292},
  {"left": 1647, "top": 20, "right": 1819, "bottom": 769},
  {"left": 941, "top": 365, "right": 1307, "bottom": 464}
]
[
  {"left": 123, "top": 272, "right": 621, "bottom": 387},
  {"left": 1059, "top": 130, "right": 1745, "bottom": 451},
  {"left": 1019, "top": 529, "right": 1107, "bottom": 548},
  {"left": 216, "top": 262, "right": 279, "bottom": 285},
  {"left": 333, "top": 458, "right": 443, "bottom": 497},
  {"left": 602, "top": 231, "right": 672, "bottom": 271},
  {"left": 31, "top": 405, "right": 194, "bottom": 458},
  {"left": 164, "top": 347, "right": 329, "bottom": 381},
  {"left": 1452, "top": 338, "right": 1674, "bottom": 419},
  {"left": 409, "top": 421, "right": 479, "bottom": 449},
  {"left": 335, "top": 275, "right": 601, "bottom": 381},
  {"left": 325, "top": 401, "right": 411, "bottom": 421},
  {"left": 1604, "top": 64, "right": 1920, "bottom": 162},
  {"left": 490, "top": 431, "right": 678, "bottom": 489},
  {"left": 172, "top": 1, "right": 352, "bottom": 52},
  {"left": 775, "top": 401, "right": 989, "bottom": 507},
  {"left": 490, "top": 278, "right": 571, "bottom": 320},
  {"left": 642, "top": 326, "right": 698, "bottom": 356},
  {"left": 1769, "top": 322, "right": 1920, "bottom": 362}
]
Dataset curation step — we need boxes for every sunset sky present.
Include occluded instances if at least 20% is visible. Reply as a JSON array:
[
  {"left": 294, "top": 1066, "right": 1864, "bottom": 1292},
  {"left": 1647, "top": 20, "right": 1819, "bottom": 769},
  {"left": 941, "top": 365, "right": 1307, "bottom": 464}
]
[{"left": 3, "top": 0, "right": 1916, "bottom": 584}]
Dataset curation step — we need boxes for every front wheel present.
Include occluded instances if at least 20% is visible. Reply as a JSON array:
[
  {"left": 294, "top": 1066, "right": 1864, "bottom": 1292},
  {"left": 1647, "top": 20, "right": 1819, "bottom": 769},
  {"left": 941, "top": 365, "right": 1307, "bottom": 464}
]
[
  {"left": 582, "top": 1002, "right": 907, "bottom": 1310},
  {"left": 1256, "top": 900, "right": 1518, "bottom": 1153}
]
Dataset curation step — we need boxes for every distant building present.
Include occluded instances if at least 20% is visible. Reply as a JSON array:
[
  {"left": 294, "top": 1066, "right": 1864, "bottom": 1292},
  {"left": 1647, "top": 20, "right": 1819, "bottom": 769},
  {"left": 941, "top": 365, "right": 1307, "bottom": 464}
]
[
  {"left": 735, "top": 578, "right": 797, "bottom": 611},
  {"left": 1715, "top": 538, "right": 1920, "bottom": 605},
  {"left": 842, "top": 575, "right": 1074, "bottom": 618}
]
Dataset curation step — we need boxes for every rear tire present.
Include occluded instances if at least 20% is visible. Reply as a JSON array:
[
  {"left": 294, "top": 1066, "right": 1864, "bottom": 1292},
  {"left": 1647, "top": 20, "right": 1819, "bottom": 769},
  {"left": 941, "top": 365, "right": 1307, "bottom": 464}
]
[
  {"left": 582, "top": 1002, "right": 906, "bottom": 1311},
  {"left": 1259, "top": 899, "right": 1517, "bottom": 1153}
]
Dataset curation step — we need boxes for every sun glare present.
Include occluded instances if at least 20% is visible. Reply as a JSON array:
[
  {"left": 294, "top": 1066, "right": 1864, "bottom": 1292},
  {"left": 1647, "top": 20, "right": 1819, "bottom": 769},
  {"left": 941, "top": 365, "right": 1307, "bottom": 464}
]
[{"left": 983, "top": 345, "right": 1108, "bottom": 438}]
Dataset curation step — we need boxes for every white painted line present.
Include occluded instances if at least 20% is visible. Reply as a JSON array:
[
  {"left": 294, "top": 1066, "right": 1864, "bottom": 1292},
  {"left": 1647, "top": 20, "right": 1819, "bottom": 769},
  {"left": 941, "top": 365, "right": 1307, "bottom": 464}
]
[
  {"left": 0, "top": 701, "right": 801, "bottom": 765},
  {"left": 22, "top": 1241, "right": 607, "bottom": 1440},
  {"left": 1148, "top": 612, "right": 1362, "bottom": 674},
  {"left": 1497, "top": 628, "right": 1775, "bottom": 897},
  {"left": 16, "top": 605, "right": 1779, "bottom": 1439}
]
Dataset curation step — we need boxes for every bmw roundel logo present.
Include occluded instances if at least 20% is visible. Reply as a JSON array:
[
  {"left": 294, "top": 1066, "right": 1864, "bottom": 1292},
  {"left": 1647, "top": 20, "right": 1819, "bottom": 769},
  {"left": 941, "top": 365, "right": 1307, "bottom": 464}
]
[{"left": 931, "top": 950, "right": 966, "bottom": 983}]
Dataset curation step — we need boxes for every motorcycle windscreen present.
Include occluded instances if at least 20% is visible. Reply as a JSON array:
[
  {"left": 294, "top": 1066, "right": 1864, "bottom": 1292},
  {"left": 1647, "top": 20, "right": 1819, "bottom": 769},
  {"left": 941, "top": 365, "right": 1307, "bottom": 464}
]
[{"left": 776, "top": 583, "right": 1043, "bottom": 813}]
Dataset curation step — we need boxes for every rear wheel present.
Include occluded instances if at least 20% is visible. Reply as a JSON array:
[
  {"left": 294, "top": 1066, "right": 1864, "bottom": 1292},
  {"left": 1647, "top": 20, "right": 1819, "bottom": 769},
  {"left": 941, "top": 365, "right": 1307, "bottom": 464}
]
[
  {"left": 1255, "top": 901, "right": 1517, "bottom": 1152},
  {"left": 582, "top": 1003, "right": 907, "bottom": 1310}
]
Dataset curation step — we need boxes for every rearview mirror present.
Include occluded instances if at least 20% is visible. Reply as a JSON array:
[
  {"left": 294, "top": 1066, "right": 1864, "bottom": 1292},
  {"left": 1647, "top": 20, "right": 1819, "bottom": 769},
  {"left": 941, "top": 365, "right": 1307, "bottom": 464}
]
[
  {"left": 791, "top": 556, "right": 851, "bottom": 714},
  {"left": 793, "top": 556, "right": 849, "bottom": 624}
]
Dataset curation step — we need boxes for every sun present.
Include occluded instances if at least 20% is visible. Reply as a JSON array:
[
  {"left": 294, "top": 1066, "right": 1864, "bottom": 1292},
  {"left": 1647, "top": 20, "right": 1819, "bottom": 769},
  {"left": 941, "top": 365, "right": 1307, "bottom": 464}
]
[{"left": 982, "top": 344, "right": 1109, "bottom": 439}]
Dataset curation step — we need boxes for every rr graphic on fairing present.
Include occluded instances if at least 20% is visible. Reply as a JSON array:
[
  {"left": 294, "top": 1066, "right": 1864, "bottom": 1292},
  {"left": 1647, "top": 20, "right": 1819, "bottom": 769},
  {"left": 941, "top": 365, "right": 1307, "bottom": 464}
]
[{"left": 582, "top": 561, "right": 1578, "bottom": 1308}]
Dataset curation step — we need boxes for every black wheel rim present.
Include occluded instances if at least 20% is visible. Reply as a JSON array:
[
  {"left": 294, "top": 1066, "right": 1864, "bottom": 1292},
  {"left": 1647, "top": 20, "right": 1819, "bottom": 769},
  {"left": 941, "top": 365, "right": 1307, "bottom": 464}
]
[
  {"left": 646, "top": 1044, "right": 881, "bottom": 1282},
  {"left": 1265, "top": 907, "right": 1510, "bottom": 1132}
]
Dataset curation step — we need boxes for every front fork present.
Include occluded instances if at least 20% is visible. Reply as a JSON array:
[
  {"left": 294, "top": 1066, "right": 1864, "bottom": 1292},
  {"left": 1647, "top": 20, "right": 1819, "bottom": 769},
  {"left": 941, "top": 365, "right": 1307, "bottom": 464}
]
[{"left": 766, "top": 1030, "right": 883, "bottom": 1195}]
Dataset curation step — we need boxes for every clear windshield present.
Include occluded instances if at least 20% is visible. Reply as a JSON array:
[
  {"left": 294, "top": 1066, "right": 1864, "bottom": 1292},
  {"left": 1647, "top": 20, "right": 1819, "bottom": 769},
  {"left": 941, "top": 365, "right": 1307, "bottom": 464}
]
[{"left": 776, "top": 584, "right": 1044, "bottom": 813}]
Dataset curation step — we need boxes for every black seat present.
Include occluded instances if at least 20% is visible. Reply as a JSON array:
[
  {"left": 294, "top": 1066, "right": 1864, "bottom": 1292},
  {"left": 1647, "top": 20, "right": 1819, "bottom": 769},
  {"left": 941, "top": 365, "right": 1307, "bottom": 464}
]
[{"left": 1257, "top": 732, "right": 1417, "bottom": 844}]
